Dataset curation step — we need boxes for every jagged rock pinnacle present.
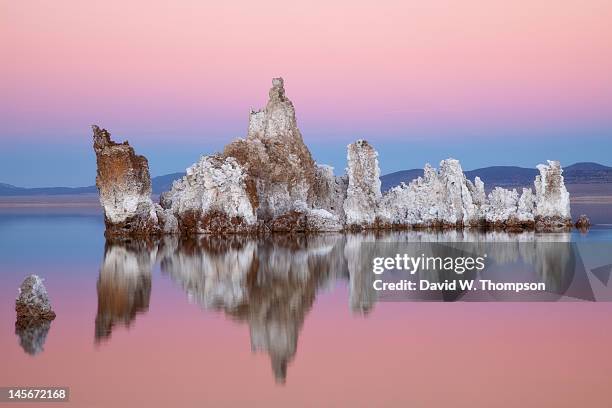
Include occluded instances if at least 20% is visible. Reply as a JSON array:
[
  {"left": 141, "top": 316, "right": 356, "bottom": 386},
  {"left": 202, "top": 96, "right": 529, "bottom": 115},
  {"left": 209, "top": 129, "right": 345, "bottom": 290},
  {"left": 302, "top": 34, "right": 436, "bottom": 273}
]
[
  {"left": 92, "top": 125, "right": 161, "bottom": 237},
  {"left": 269, "top": 77, "right": 286, "bottom": 102}
]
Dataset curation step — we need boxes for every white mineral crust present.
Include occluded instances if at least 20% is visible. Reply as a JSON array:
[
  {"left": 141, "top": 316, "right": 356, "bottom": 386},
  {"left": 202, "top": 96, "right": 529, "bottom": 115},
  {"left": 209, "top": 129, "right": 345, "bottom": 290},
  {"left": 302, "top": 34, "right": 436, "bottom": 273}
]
[
  {"left": 162, "top": 155, "right": 257, "bottom": 227},
  {"left": 379, "top": 159, "right": 480, "bottom": 226},
  {"left": 534, "top": 160, "right": 571, "bottom": 220},
  {"left": 483, "top": 187, "right": 519, "bottom": 223},
  {"left": 343, "top": 140, "right": 382, "bottom": 226},
  {"left": 16, "top": 275, "right": 55, "bottom": 319}
]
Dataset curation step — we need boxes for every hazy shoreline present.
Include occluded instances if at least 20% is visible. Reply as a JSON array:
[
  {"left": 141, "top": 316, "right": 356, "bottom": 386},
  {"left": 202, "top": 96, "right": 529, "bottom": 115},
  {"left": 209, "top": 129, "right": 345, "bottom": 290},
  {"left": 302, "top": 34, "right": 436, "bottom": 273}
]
[{"left": 1, "top": 184, "right": 611, "bottom": 207}]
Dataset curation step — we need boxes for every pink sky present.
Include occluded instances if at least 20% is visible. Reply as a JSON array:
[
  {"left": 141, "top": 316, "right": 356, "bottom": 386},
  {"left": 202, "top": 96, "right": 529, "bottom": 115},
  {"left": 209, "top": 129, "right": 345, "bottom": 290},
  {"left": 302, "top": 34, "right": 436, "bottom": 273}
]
[
  {"left": 2, "top": 0, "right": 612, "bottom": 141},
  {"left": 2, "top": 0, "right": 612, "bottom": 187}
]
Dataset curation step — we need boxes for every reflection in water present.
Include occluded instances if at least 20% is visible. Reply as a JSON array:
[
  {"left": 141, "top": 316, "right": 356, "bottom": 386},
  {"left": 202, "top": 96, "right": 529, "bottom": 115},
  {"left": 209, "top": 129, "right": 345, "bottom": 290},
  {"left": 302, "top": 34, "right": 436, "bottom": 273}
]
[
  {"left": 97, "top": 230, "right": 576, "bottom": 381},
  {"left": 157, "top": 235, "right": 347, "bottom": 383},
  {"left": 356, "top": 231, "right": 577, "bottom": 301},
  {"left": 15, "top": 320, "right": 52, "bottom": 355},
  {"left": 346, "top": 234, "right": 378, "bottom": 314},
  {"left": 95, "top": 240, "right": 155, "bottom": 341}
]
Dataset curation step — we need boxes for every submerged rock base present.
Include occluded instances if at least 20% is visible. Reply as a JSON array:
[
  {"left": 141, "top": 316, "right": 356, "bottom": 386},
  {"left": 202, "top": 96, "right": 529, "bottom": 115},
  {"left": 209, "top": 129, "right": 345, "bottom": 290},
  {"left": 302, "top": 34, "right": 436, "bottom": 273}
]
[
  {"left": 93, "top": 78, "right": 575, "bottom": 236},
  {"left": 574, "top": 214, "right": 592, "bottom": 232}
]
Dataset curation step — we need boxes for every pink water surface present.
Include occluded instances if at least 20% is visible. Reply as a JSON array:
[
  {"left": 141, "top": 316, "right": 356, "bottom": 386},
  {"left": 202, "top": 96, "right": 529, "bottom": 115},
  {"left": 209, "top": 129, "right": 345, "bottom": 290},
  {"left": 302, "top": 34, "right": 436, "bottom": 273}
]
[{"left": 2, "top": 268, "right": 612, "bottom": 407}]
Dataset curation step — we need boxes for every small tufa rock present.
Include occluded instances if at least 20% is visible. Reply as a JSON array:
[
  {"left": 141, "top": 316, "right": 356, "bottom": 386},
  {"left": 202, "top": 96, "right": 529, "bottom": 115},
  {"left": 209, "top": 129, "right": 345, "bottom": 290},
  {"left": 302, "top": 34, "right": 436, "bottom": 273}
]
[
  {"left": 15, "top": 275, "right": 56, "bottom": 323},
  {"left": 575, "top": 214, "right": 591, "bottom": 231}
]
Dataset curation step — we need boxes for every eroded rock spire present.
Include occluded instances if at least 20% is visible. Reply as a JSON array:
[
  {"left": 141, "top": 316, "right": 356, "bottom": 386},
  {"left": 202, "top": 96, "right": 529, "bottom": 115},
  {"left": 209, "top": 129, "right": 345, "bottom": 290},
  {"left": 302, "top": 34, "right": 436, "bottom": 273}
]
[
  {"left": 224, "top": 77, "right": 319, "bottom": 220},
  {"left": 534, "top": 160, "right": 572, "bottom": 229},
  {"left": 92, "top": 125, "right": 160, "bottom": 237},
  {"left": 344, "top": 140, "right": 382, "bottom": 227}
]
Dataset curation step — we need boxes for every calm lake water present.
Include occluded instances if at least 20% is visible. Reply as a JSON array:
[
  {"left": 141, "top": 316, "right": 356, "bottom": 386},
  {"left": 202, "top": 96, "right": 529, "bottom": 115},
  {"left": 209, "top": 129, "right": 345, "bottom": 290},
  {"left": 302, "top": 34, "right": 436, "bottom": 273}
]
[{"left": 1, "top": 206, "right": 612, "bottom": 407}]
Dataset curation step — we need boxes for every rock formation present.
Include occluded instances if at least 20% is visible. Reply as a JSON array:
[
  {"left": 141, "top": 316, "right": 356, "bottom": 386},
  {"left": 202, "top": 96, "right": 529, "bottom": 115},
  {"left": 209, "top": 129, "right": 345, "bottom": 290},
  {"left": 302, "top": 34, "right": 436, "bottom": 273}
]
[
  {"left": 380, "top": 160, "right": 481, "bottom": 228},
  {"left": 483, "top": 187, "right": 520, "bottom": 226},
  {"left": 344, "top": 140, "right": 383, "bottom": 228},
  {"left": 15, "top": 275, "right": 56, "bottom": 323},
  {"left": 153, "top": 78, "right": 345, "bottom": 234},
  {"left": 93, "top": 126, "right": 160, "bottom": 237},
  {"left": 160, "top": 155, "right": 257, "bottom": 234},
  {"left": 93, "top": 78, "right": 574, "bottom": 235},
  {"left": 533, "top": 160, "right": 572, "bottom": 229},
  {"left": 369, "top": 155, "right": 573, "bottom": 231},
  {"left": 15, "top": 275, "right": 55, "bottom": 355},
  {"left": 312, "top": 164, "right": 348, "bottom": 224},
  {"left": 575, "top": 214, "right": 591, "bottom": 231},
  {"left": 223, "top": 78, "right": 318, "bottom": 219},
  {"left": 517, "top": 188, "right": 536, "bottom": 222}
]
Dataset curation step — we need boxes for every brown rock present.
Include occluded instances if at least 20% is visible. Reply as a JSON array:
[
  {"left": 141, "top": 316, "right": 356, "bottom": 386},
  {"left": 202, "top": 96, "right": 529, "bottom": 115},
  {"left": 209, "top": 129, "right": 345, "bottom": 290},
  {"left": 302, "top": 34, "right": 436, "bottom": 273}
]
[
  {"left": 574, "top": 214, "right": 591, "bottom": 231},
  {"left": 534, "top": 215, "right": 573, "bottom": 231},
  {"left": 222, "top": 78, "right": 319, "bottom": 221},
  {"left": 268, "top": 210, "right": 308, "bottom": 233},
  {"left": 93, "top": 125, "right": 160, "bottom": 237},
  {"left": 178, "top": 209, "right": 259, "bottom": 235},
  {"left": 15, "top": 275, "right": 56, "bottom": 325}
]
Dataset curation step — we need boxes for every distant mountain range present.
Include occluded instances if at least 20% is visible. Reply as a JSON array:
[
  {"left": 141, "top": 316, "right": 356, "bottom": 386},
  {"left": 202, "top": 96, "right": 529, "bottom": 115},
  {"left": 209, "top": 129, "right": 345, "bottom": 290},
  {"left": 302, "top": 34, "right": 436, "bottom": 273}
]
[
  {"left": 380, "top": 162, "right": 612, "bottom": 191},
  {"left": 0, "top": 173, "right": 184, "bottom": 196},
  {"left": 1, "top": 163, "right": 611, "bottom": 196}
]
